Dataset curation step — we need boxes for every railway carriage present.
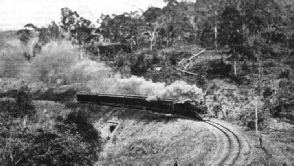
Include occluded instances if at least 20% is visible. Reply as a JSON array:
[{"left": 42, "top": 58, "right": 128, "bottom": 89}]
[
  {"left": 76, "top": 93, "right": 206, "bottom": 119},
  {"left": 124, "top": 95, "right": 149, "bottom": 109}
]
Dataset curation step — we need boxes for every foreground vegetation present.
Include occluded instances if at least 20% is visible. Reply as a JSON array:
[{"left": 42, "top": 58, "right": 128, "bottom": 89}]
[{"left": 0, "top": 88, "right": 102, "bottom": 165}]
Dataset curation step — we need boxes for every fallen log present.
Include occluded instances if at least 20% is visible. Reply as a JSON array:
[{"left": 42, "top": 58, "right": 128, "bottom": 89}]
[
  {"left": 178, "top": 49, "right": 206, "bottom": 67},
  {"left": 173, "top": 67, "right": 198, "bottom": 76},
  {"left": 188, "top": 49, "right": 206, "bottom": 60}
]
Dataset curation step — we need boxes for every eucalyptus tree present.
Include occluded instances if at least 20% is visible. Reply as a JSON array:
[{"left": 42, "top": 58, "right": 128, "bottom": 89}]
[
  {"left": 60, "top": 7, "right": 97, "bottom": 58},
  {"left": 161, "top": 0, "right": 194, "bottom": 47},
  {"left": 99, "top": 11, "right": 143, "bottom": 49},
  {"left": 139, "top": 1, "right": 194, "bottom": 50},
  {"left": 215, "top": 0, "right": 284, "bottom": 76},
  {"left": 60, "top": 7, "right": 94, "bottom": 43},
  {"left": 189, "top": 0, "right": 228, "bottom": 48},
  {"left": 278, "top": 0, "right": 294, "bottom": 56},
  {"left": 218, "top": 6, "right": 244, "bottom": 76},
  {"left": 140, "top": 6, "right": 164, "bottom": 50}
]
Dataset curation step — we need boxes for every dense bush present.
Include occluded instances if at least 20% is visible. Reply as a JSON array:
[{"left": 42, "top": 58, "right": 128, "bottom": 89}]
[
  {"left": 277, "top": 69, "right": 291, "bottom": 79},
  {"left": 0, "top": 87, "right": 35, "bottom": 118},
  {"left": 112, "top": 50, "right": 159, "bottom": 76},
  {"left": 16, "top": 84, "right": 35, "bottom": 118},
  {"left": 130, "top": 50, "right": 159, "bottom": 76},
  {"left": 0, "top": 85, "right": 102, "bottom": 165},
  {"left": 262, "top": 87, "right": 274, "bottom": 99},
  {"left": 167, "top": 51, "right": 193, "bottom": 66},
  {"left": 57, "top": 109, "right": 101, "bottom": 144},
  {"left": 0, "top": 102, "right": 102, "bottom": 165},
  {"left": 169, "top": 53, "right": 178, "bottom": 65},
  {"left": 265, "top": 79, "right": 294, "bottom": 117},
  {"left": 0, "top": 123, "right": 101, "bottom": 165},
  {"left": 238, "top": 101, "right": 270, "bottom": 130},
  {"left": 204, "top": 60, "right": 232, "bottom": 79}
]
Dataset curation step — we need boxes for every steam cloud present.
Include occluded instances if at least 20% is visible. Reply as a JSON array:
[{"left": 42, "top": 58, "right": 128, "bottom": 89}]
[
  {"left": 80, "top": 63, "right": 203, "bottom": 102},
  {"left": 28, "top": 41, "right": 203, "bottom": 102}
]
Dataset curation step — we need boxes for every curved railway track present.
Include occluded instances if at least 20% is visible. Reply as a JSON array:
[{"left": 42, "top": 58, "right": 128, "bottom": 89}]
[
  {"left": 73, "top": 96, "right": 251, "bottom": 165},
  {"left": 205, "top": 119, "right": 250, "bottom": 165}
]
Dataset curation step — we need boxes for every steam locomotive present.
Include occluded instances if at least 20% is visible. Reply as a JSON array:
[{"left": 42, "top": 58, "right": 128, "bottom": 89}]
[{"left": 76, "top": 93, "right": 207, "bottom": 119}]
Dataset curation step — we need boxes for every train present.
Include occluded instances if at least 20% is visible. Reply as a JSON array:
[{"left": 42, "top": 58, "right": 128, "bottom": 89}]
[{"left": 76, "top": 93, "right": 207, "bottom": 119}]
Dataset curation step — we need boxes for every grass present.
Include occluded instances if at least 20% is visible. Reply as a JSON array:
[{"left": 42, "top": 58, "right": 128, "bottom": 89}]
[{"left": 68, "top": 104, "right": 217, "bottom": 165}]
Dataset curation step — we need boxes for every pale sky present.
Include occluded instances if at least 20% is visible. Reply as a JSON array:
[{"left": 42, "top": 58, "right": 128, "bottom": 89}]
[{"left": 0, "top": 0, "right": 167, "bottom": 31}]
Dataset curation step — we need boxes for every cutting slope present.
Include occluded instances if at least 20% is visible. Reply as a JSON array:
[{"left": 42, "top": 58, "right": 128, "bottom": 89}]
[{"left": 84, "top": 105, "right": 252, "bottom": 165}]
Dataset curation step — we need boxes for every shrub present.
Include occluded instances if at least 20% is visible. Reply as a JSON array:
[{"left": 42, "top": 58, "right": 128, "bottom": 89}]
[
  {"left": 195, "top": 74, "right": 208, "bottom": 89},
  {"left": 58, "top": 109, "right": 101, "bottom": 144},
  {"left": 0, "top": 124, "right": 101, "bottom": 165},
  {"left": 169, "top": 53, "right": 178, "bottom": 65},
  {"left": 265, "top": 79, "right": 294, "bottom": 117},
  {"left": 25, "top": 128, "right": 100, "bottom": 166},
  {"left": 0, "top": 85, "right": 35, "bottom": 118},
  {"left": 55, "top": 109, "right": 102, "bottom": 164},
  {"left": 130, "top": 51, "right": 158, "bottom": 76},
  {"left": 0, "top": 108, "right": 102, "bottom": 165},
  {"left": 0, "top": 117, "right": 33, "bottom": 166},
  {"left": 239, "top": 106, "right": 270, "bottom": 130},
  {"left": 206, "top": 60, "right": 232, "bottom": 79},
  {"left": 277, "top": 69, "right": 291, "bottom": 79},
  {"left": 15, "top": 84, "right": 35, "bottom": 118},
  {"left": 262, "top": 87, "right": 274, "bottom": 99}
]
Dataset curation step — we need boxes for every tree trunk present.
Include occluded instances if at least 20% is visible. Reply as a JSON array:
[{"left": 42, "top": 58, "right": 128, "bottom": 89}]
[
  {"left": 151, "top": 42, "right": 153, "bottom": 50},
  {"left": 221, "top": 49, "right": 223, "bottom": 62},
  {"left": 214, "top": 25, "right": 218, "bottom": 50},
  {"left": 97, "top": 47, "right": 100, "bottom": 59},
  {"left": 234, "top": 60, "right": 237, "bottom": 76},
  {"left": 150, "top": 31, "right": 156, "bottom": 51},
  {"left": 150, "top": 38, "right": 153, "bottom": 51},
  {"left": 287, "top": 35, "right": 291, "bottom": 57},
  {"left": 255, "top": 98, "right": 259, "bottom": 135},
  {"left": 258, "top": 60, "right": 261, "bottom": 78}
]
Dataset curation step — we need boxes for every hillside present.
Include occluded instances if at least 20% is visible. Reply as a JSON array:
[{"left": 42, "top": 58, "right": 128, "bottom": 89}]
[
  {"left": 2, "top": 0, "right": 294, "bottom": 165},
  {"left": 0, "top": 35, "right": 294, "bottom": 165}
]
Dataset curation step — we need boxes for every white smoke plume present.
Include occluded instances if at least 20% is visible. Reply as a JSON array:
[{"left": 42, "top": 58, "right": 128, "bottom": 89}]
[
  {"left": 28, "top": 41, "right": 203, "bottom": 102},
  {"left": 87, "top": 75, "right": 203, "bottom": 102},
  {"left": 68, "top": 58, "right": 111, "bottom": 84}
]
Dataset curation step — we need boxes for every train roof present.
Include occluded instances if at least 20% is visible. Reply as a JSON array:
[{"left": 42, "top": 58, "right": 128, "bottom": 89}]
[
  {"left": 175, "top": 99, "right": 195, "bottom": 104},
  {"left": 77, "top": 93, "right": 177, "bottom": 100}
]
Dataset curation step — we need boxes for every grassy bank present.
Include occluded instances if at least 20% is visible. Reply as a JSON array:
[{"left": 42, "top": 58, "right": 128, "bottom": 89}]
[{"left": 67, "top": 103, "right": 217, "bottom": 165}]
